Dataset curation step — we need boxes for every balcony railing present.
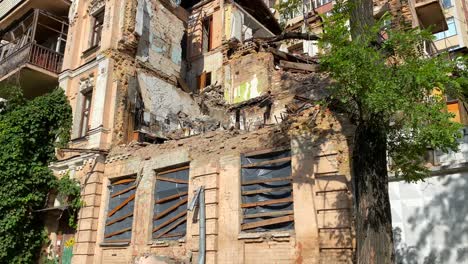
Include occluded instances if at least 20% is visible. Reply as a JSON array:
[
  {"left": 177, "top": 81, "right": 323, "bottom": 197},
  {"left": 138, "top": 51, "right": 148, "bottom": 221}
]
[{"left": 0, "top": 43, "right": 63, "bottom": 78}]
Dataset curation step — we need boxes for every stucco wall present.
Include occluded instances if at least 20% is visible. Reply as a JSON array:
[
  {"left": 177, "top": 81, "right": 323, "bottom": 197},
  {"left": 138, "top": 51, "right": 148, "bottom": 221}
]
[
  {"left": 92, "top": 109, "right": 355, "bottom": 264},
  {"left": 390, "top": 172, "right": 468, "bottom": 263},
  {"left": 136, "top": 0, "right": 185, "bottom": 78}
]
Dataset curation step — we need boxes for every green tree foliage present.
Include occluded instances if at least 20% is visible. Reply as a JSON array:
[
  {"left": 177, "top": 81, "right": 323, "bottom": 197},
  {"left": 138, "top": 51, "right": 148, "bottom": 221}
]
[
  {"left": 0, "top": 87, "right": 72, "bottom": 263},
  {"left": 275, "top": 0, "right": 303, "bottom": 25},
  {"left": 319, "top": 4, "right": 464, "bottom": 181}
]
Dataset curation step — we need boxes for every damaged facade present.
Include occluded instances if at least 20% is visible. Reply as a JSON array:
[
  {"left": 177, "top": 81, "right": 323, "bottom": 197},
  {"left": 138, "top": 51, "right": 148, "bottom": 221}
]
[
  {"left": 48, "top": 0, "right": 357, "bottom": 263},
  {"left": 33, "top": 0, "right": 464, "bottom": 264}
]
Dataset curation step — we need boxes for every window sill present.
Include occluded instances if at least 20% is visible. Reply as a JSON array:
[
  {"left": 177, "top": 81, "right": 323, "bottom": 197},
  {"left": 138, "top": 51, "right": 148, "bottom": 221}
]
[
  {"left": 149, "top": 238, "right": 186, "bottom": 248},
  {"left": 82, "top": 45, "right": 100, "bottom": 58},
  {"left": 70, "top": 135, "right": 89, "bottom": 142},
  {"left": 99, "top": 242, "right": 130, "bottom": 247},
  {"left": 238, "top": 231, "right": 294, "bottom": 243}
]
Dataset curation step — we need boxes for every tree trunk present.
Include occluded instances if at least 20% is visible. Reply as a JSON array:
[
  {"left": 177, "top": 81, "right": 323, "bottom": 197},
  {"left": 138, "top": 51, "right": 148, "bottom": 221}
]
[
  {"left": 349, "top": 0, "right": 374, "bottom": 39},
  {"left": 353, "top": 120, "right": 394, "bottom": 264}
]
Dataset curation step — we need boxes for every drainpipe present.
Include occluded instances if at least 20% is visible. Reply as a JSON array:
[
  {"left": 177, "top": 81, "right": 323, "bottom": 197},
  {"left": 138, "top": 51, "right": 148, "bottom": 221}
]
[
  {"left": 198, "top": 187, "right": 206, "bottom": 264},
  {"left": 188, "top": 186, "right": 206, "bottom": 264}
]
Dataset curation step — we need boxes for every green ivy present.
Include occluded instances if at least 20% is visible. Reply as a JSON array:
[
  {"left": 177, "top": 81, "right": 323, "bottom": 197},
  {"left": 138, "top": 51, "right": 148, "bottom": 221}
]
[
  {"left": 55, "top": 174, "right": 83, "bottom": 229},
  {"left": 0, "top": 87, "right": 72, "bottom": 263}
]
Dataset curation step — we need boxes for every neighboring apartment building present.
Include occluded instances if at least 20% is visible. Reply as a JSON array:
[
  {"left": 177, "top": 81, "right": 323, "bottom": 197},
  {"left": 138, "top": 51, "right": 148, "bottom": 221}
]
[
  {"left": 0, "top": 0, "right": 72, "bottom": 261},
  {"left": 0, "top": 0, "right": 70, "bottom": 98},
  {"left": 390, "top": 132, "right": 468, "bottom": 263},
  {"left": 432, "top": 0, "right": 468, "bottom": 54}
]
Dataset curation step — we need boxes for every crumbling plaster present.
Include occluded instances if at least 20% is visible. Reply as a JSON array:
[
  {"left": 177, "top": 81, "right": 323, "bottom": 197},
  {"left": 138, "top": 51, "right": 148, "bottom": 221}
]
[
  {"left": 54, "top": 1, "right": 359, "bottom": 263},
  {"left": 96, "top": 105, "right": 355, "bottom": 263}
]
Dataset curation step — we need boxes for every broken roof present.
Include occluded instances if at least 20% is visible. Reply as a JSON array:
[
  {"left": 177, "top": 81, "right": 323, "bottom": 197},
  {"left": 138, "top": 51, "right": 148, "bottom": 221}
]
[
  {"left": 234, "top": 0, "right": 282, "bottom": 34},
  {"left": 180, "top": 0, "right": 282, "bottom": 34}
]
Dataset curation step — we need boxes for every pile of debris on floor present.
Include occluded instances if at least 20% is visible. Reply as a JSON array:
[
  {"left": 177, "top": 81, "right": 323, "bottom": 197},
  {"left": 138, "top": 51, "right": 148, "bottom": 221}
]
[{"left": 134, "top": 35, "right": 330, "bottom": 144}]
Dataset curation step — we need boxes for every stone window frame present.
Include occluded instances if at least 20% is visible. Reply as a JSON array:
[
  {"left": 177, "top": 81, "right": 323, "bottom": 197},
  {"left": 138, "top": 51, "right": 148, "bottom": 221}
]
[
  {"left": 151, "top": 164, "right": 190, "bottom": 242},
  {"left": 102, "top": 175, "right": 138, "bottom": 245},
  {"left": 78, "top": 88, "right": 93, "bottom": 138},
  {"left": 239, "top": 148, "right": 295, "bottom": 233},
  {"left": 201, "top": 15, "right": 213, "bottom": 53},
  {"left": 72, "top": 74, "right": 95, "bottom": 140},
  {"left": 89, "top": 8, "right": 105, "bottom": 49}
]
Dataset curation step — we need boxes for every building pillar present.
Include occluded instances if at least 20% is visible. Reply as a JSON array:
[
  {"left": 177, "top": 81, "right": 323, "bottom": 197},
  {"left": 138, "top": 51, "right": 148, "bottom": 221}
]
[{"left": 72, "top": 155, "right": 105, "bottom": 264}]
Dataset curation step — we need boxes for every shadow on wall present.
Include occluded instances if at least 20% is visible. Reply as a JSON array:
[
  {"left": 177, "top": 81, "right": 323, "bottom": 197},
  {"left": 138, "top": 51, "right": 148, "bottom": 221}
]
[
  {"left": 267, "top": 102, "right": 355, "bottom": 262},
  {"left": 393, "top": 174, "right": 468, "bottom": 264}
]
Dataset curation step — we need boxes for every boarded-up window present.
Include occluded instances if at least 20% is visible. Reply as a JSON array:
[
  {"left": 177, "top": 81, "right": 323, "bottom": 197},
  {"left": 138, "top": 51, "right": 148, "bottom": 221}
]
[
  {"left": 153, "top": 166, "right": 189, "bottom": 240},
  {"left": 104, "top": 177, "right": 137, "bottom": 243},
  {"left": 241, "top": 150, "right": 294, "bottom": 232}
]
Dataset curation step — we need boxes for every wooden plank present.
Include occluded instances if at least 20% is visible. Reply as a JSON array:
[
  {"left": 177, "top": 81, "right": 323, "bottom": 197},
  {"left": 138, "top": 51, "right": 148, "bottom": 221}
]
[
  {"left": 242, "top": 176, "right": 292, "bottom": 186},
  {"left": 314, "top": 152, "right": 338, "bottom": 159},
  {"left": 108, "top": 193, "right": 135, "bottom": 217},
  {"left": 242, "top": 186, "right": 292, "bottom": 195},
  {"left": 319, "top": 247, "right": 354, "bottom": 251},
  {"left": 316, "top": 189, "right": 349, "bottom": 195},
  {"left": 241, "top": 197, "right": 293, "bottom": 208},
  {"left": 159, "top": 232, "right": 185, "bottom": 238},
  {"left": 241, "top": 215, "right": 294, "bottom": 230},
  {"left": 156, "top": 191, "right": 188, "bottom": 204},
  {"left": 104, "top": 227, "right": 132, "bottom": 239},
  {"left": 315, "top": 171, "right": 339, "bottom": 177},
  {"left": 317, "top": 208, "right": 351, "bottom": 214},
  {"left": 244, "top": 210, "right": 294, "bottom": 219},
  {"left": 158, "top": 165, "right": 190, "bottom": 176},
  {"left": 280, "top": 60, "right": 319, "bottom": 72},
  {"left": 111, "top": 185, "right": 136, "bottom": 198},
  {"left": 106, "top": 212, "right": 133, "bottom": 226},
  {"left": 113, "top": 178, "right": 135, "bottom": 185},
  {"left": 154, "top": 197, "right": 188, "bottom": 220},
  {"left": 242, "top": 157, "right": 291, "bottom": 168},
  {"left": 156, "top": 176, "right": 188, "bottom": 184},
  {"left": 267, "top": 47, "right": 289, "bottom": 60},
  {"left": 153, "top": 211, "right": 187, "bottom": 233},
  {"left": 154, "top": 217, "right": 187, "bottom": 239},
  {"left": 244, "top": 147, "right": 290, "bottom": 158},
  {"left": 103, "top": 239, "right": 131, "bottom": 243},
  {"left": 177, "top": 76, "right": 191, "bottom": 93}
]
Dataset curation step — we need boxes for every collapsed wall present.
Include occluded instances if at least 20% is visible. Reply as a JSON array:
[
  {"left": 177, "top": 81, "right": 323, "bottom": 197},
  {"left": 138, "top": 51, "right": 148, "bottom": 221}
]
[
  {"left": 65, "top": 1, "right": 357, "bottom": 263},
  {"left": 99, "top": 103, "right": 355, "bottom": 263}
]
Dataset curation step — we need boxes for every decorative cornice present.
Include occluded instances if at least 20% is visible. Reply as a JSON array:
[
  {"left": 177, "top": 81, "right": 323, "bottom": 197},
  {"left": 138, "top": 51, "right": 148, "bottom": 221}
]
[
  {"left": 49, "top": 153, "right": 99, "bottom": 175},
  {"left": 105, "top": 153, "right": 131, "bottom": 164},
  {"left": 88, "top": 0, "right": 106, "bottom": 15}
]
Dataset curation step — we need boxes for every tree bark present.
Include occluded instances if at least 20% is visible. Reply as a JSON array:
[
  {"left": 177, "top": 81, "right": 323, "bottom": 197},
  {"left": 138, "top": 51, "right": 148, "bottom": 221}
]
[
  {"left": 349, "top": 0, "right": 374, "bottom": 39},
  {"left": 353, "top": 120, "right": 394, "bottom": 264}
]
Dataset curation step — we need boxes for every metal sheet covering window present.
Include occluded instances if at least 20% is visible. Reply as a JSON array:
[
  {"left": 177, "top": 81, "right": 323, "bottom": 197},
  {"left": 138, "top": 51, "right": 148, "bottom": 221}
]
[
  {"left": 241, "top": 150, "right": 294, "bottom": 232},
  {"left": 104, "top": 177, "right": 137, "bottom": 243},
  {"left": 152, "top": 166, "right": 189, "bottom": 240}
]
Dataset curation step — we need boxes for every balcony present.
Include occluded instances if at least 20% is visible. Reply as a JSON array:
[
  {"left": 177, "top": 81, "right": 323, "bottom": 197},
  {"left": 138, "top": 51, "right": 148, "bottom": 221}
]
[
  {"left": 0, "top": 9, "right": 67, "bottom": 98},
  {"left": 414, "top": 0, "right": 448, "bottom": 34}
]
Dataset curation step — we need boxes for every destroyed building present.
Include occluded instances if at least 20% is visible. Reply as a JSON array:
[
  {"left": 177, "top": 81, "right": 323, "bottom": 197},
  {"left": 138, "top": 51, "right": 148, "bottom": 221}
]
[
  {"left": 46, "top": 0, "right": 356, "bottom": 263},
  {"left": 32, "top": 0, "right": 462, "bottom": 264}
]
